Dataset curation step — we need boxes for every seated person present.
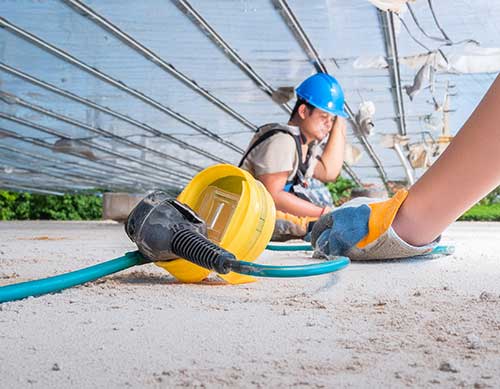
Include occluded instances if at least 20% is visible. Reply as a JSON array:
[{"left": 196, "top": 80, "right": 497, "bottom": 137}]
[{"left": 239, "top": 73, "right": 348, "bottom": 240}]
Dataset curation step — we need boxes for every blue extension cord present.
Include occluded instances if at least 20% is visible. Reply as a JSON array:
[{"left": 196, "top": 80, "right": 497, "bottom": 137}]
[
  {"left": 266, "top": 243, "right": 455, "bottom": 256},
  {"left": 0, "top": 251, "right": 349, "bottom": 303}
]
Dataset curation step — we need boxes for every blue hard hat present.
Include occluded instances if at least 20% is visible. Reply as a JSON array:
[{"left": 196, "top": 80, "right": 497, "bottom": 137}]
[{"left": 295, "top": 73, "right": 348, "bottom": 118}]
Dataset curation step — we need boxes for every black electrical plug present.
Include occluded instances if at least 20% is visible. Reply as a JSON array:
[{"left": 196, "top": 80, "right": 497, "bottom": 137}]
[{"left": 126, "top": 191, "right": 235, "bottom": 274}]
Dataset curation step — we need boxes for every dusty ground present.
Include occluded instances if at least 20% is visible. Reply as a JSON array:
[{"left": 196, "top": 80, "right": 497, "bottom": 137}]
[{"left": 0, "top": 220, "right": 499, "bottom": 388}]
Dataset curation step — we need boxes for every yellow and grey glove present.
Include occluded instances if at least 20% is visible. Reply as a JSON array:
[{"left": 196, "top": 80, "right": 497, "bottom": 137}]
[
  {"left": 311, "top": 190, "right": 439, "bottom": 260},
  {"left": 272, "top": 211, "right": 317, "bottom": 242}
]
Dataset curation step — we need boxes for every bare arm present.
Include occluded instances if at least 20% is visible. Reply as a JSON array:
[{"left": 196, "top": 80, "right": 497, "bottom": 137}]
[
  {"left": 258, "top": 171, "right": 325, "bottom": 217},
  {"left": 313, "top": 117, "right": 347, "bottom": 182},
  {"left": 393, "top": 74, "right": 500, "bottom": 246}
]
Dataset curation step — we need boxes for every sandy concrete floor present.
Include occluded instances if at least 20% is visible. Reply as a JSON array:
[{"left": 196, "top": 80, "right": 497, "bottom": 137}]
[{"left": 0, "top": 220, "right": 499, "bottom": 388}]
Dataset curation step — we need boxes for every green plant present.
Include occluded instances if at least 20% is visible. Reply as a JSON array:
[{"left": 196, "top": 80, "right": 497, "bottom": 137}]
[
  {"left": 477, "top": 185, "right": 500, "bottom": 206},
  {"left": 459, "top": 203, "right": 500, "bottom": 221},
  {"left": 0, "top": 191, "right": 17, "bottom": 220},
  {"left": 326, "top": 176, "right": 358, "bottom": 206},
  {"left": 0, "top": 190, "right": 102, "bottom": 220},
  {"left": 457, "top": 186, "right": 500, "bottom": 221}
]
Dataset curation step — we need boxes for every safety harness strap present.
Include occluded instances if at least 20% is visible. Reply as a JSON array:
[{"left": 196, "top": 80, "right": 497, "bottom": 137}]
[{"left": 238, "top": 128, "right": 312, "bottom": 189}]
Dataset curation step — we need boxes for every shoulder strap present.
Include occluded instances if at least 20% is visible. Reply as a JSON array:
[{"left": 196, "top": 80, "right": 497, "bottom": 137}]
[
  {"left": 238, "top": 129, "right": 301, "bottom": 167},
  {"left": 239, "top": 128, "right": 314, "bottom": 188}
]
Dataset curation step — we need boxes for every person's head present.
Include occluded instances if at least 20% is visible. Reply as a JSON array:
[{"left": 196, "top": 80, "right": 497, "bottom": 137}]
[
  {"left": 289, "top": 73, "right": 348, "bottom": 143},
  {"left": 289, "top": 98, "right": 336, "bottom": 143}
]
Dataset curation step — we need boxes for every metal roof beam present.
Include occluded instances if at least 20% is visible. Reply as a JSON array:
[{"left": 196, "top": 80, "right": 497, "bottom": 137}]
[
  {"left": 0, "top": 127, "right": 156, "bottom": 190},
  {"left": 0, "top": 116, "right": 183, "bottom": 188},
  {"left": 379, "top": 11, "right": 407, "bottom": 137},
  {"left": 62, "top": 0, "right": 257, "bottom": 132},
  {"left": 0, "top": 155, "right": 106, "bottom": 189},
  {"left": 271, "top": 0, "right": 388, "bottom": 190},
  {"left": 0, "top": 62, "right": 225, "bottom": 164},
  {"left": 1, "top": 93, "right": 193, "bottom": 184},
  {"left": 0, "top": 17, "right": 244, "bottom": 154},
  {"left": 172, "top": 0, "right": 292, "bottom": 114},
  {"left": 0, "top": 181, "right": 66, "bottom": 195},
  {"left": 0, "top": 171, "right": 89, "bottom": 192},
  {"left": 175, "top": 0, "right": 362, "bottom": 186},
  {"left": 1, "top": 91, "right": 195, "bottom": 179},
  {"left": 378, "top": 10, "right": 415, "bottom": 185},
  {"left": 0, "top": 142, "right": 140, "bottom": 191}
]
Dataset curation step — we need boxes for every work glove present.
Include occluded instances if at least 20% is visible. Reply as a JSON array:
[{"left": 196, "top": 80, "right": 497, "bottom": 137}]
[
  {"left": 271, "top": 211, "right": 318, "bottom": 242},
  {"left": 310, "top": 190, "right": 439, "bottom": 260}
]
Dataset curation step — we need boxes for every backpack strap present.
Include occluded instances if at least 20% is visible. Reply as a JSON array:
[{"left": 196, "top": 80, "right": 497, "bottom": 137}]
[{"left": 239, "top": 128, "right": 314, "bottom": 189}]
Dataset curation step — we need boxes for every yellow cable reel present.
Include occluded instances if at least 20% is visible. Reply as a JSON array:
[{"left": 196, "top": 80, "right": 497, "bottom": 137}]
[{"left": 155, "top": 164, "right": 276, "bottom": 284}]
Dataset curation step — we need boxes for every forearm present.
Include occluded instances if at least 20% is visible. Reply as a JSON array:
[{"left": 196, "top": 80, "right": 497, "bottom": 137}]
[
  {"left": 393, "top": 75, "right": 500, "bottom": 246},
  {"left": 315, "top": 118, "right": 346, "bottom": 181},
  {"left": 273, "top": 190, "right": 325, "bottom": 218},
  {"left": 258, "top": 171, "right": 326, "bottom": 217}
]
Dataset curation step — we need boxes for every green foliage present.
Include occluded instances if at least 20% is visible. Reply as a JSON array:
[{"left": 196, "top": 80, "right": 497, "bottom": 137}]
[
  {"left": 459, "top": 203, "right": 500, "bottom": 221},
  {"left": 477, "top": 185, "right": 500, "bottom": 206},
  {"left": 325, "top": 176, "right": 358, "bottom": 206},
  {"left": 459, "top": 186, "right": 500, "bottom": 221},
  {"left": 0, "top": 191, "right": 102, "bottom": 221},
  {"left": 0, "top": 191, "right": 17, "bottom": 220}
]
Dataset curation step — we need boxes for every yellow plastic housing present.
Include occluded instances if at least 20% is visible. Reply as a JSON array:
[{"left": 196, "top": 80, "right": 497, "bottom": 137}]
[{"left": 155, "top": 164, "right": 276, "bottom": 283}]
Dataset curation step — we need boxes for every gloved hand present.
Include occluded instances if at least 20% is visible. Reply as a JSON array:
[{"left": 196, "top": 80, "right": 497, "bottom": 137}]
[
  {"left": 271, "top": 211, "right": 318, "bottom": 242},
  {"left": 310, "top": 190, "right": 439, "bottom": 260}
]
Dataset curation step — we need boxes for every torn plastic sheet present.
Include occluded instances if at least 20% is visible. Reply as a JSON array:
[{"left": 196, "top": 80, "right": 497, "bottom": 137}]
[
  {"left": 400, "top": 45, "right": 500, "bottom": 74},
  {"left": 408, "top": 143, "right": 431, "bottom": 168},
  {"left": 271, "top": 86, "right": 295, "bottom": 104},
  {"left": 2, "top": 166, "right": 14, "bottom": 174},
  {"left": 356, "top": 101, "right": 376, "bottom": 136},
  {"left": 352, "top": 56, "right": 388, "bottom": 70},
  {"left": 367, "top": 0, "right": 414, "bottom": 13},
  {"left": 354, "top": 44, "right": 500, "bottom": 74},
  {"left": 344, "top": 143, "right": 363, "bottom": 165},
  {"left": 379, "top": 134, "right": 410, "bottom": 148},
  {"left": 52, "top": 139, "right": 100, "bottom": 161},
  {"left": 404, "top": 63, "right": 435, "bottom": 100},
  {"left": 0, "top": 129, "right": 16, "bottom": 139}
]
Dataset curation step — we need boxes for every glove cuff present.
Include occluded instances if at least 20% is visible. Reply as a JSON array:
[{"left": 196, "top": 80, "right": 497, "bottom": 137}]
[
  {"left": 346, "top": 224, "right": 440, "bottom": 260},
  {"left": 356, "top": 189, "right": 408, "bottom": 248}
]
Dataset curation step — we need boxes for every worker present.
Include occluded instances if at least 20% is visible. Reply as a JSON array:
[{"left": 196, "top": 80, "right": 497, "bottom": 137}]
[
  {"left": 311, "top": 74, "right": 500, "bottom": 260},
  {"left": 239, "top": 73, "right": 349, "bottom": 240}
]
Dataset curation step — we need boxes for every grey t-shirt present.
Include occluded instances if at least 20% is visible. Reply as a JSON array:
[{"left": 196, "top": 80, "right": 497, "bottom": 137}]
[{"left": 240, "top": 124, "right": 301, "bottom": 182}]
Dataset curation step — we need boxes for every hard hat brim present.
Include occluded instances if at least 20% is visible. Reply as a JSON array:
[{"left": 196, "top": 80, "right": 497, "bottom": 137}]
[{"left": 297, "top": 95, "right": 349, "bottom": 118}]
